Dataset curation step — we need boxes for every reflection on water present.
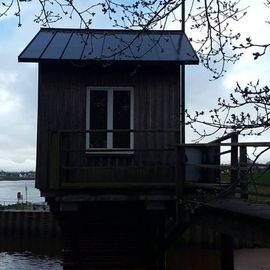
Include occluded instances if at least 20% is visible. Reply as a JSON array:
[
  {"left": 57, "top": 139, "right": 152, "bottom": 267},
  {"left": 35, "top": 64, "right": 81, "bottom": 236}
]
[
  {"left": 0, "top": 252, "right": 62, "bottom": 270},
  {"left": 0, "top": 235, "right": 62, "bottom": 270}
]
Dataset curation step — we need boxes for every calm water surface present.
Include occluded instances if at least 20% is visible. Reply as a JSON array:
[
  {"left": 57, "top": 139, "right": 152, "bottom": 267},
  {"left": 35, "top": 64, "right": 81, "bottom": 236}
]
[
  {"left": 0, "top": 235, "right": 62, "bottom": 270},
  {"left": 0, "top": 180, "right": 62, "bottom": 269},
  {"left": 0, "top": 180, "right": 44, "bottom": 205},
  {"left": 0, "top": 252, "right": 62, "bottom": 270}
]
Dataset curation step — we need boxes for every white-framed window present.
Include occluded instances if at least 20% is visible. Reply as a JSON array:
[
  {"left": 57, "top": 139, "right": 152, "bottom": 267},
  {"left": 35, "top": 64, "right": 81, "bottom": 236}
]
[{"left": 86, "top": 87, "right": 134, "bottom": 152}]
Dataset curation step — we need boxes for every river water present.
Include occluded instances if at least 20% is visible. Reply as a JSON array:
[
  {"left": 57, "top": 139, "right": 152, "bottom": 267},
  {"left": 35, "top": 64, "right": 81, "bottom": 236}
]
[
  {"left": 0, "top": 180, "right": 62, "bottom": 269},
  {"left": 0, "top": 252, "right": 62, "bottom": 270},
  {"left": 0, "top": 180, "right": 43, "bottom": 205},
  {"left": 0, "top": 234, "right": 62, "bottom": 270}
]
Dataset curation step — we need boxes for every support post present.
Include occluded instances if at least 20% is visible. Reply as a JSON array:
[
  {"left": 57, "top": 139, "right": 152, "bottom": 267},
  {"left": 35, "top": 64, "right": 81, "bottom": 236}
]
[
  {"left": 48, "top": 132, "right": 61, "bottom": 189},
  {"left": 221, "top": 233, "right": 234, "bottom": 270},
  {"left": 56, "top": 202, "right": 166, "bottom": 270},
  {"left": 180, "top": 0, "right": 185, "bottom": 144},
  {"left": 240, "top": 146, "right": 248, "bottom": 200},
  {"left": 175, "top": 145, "right": 185, "bottom": 223},
  {"left": 230, "top": 133, "right": 238, "bottom": 194}
]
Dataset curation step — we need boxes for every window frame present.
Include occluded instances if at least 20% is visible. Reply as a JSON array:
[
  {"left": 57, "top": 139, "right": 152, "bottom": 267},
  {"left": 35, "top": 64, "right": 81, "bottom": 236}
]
[{"left": 86, "top": 86, "right": 134, "bottom": 154}]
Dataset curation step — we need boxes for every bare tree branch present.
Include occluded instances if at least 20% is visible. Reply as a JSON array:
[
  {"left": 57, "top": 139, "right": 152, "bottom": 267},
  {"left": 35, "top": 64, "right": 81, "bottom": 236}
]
[
  {"left": 0, "top": 0, "right": 250, "bottom": 78},
  {"left": 186, "top": 81, "right": 270, "bottom": 141}
]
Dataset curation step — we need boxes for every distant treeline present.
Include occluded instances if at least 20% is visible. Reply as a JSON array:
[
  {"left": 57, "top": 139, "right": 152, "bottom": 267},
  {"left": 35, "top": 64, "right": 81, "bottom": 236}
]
[
  {"left": 0, "top": 176, "right": 35, "bottom": 181},
  {"left": 0, "top": 170, "right": 35, "bottom": 181}
]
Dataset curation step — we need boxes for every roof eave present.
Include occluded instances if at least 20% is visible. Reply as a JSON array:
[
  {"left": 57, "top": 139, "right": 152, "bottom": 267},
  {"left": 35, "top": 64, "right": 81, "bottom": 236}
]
[{"left": 18, "top": 58, "right": 199, "bottom": 65}]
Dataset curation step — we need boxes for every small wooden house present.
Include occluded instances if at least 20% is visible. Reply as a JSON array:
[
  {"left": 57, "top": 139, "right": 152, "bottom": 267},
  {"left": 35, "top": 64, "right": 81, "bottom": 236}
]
[
  {"left": 19, "top": 28, "right": 200, "bottom": 269},
  {"left": 19, "top": 28, "right": 198, "bottom": 202}
]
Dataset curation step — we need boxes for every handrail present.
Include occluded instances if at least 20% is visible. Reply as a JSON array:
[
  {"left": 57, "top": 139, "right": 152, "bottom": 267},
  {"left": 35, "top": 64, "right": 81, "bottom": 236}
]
[
  {"left": 64, "top": 148, "right": 175, "bottom": 153},
  {"left": 209, "top": 131, "right": 240, "bottom": 143},
  {"left": 176, "top": 142, "right": 270, "bottom": 147},
  {"left": 175, "top": 136, "right": 270, "bottom": 203},
  {"left": 219, "top": 150, "right": 232, "bottom": 156},
  {"left": 55, "top": 129, "right": 180, "bottom": 133}
]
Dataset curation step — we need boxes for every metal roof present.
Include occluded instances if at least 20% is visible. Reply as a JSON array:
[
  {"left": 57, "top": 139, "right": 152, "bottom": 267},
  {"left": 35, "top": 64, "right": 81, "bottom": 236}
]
[{"left": 18, "top": 28, "right": 199, "bottom": 64}]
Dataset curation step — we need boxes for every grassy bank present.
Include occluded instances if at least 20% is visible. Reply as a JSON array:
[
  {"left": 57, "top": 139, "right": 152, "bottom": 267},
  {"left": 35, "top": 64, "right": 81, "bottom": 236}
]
[{"left": 0, "top": 202, "right": 48, "bottom": 211}]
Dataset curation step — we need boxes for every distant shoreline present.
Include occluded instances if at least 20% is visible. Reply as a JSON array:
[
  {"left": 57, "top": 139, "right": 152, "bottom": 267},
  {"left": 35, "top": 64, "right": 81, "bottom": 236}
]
[{"left": 0, "top": 177, "right": 35, "bottom": 181}]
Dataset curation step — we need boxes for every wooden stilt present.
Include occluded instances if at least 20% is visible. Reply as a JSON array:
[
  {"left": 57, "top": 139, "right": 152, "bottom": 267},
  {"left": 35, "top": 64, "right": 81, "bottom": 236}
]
[
  {"left": 55, "top": 202, "right": 166, "bottom": 270},
  {"left": 221, "top": 233, "right": 234, "bottom": 270}
]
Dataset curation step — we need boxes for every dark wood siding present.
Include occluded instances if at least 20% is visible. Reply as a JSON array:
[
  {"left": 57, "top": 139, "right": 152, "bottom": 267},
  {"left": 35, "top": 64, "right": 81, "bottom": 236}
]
[{"left": 36, "top": 62, "right": 180, "bottom": 189}]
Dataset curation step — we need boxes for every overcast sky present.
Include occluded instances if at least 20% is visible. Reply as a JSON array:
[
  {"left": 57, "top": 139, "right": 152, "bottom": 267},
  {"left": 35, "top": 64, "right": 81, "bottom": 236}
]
[{"left": 0, "top": 1, "right": 270, "bottom": 171}]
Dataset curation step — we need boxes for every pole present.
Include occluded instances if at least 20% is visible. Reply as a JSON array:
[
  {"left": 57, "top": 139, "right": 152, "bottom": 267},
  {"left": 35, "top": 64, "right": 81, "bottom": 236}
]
[
  {"left": 176, "top": 0, "right": 186, "bottom": 223},
  {"left": 180, "top": 0, "right": 186, "bottom": 144},
  {"left": 182, "top": 0, "right": 185, "bottom": 32},
  {"left": 25, "top": 183, "right": 28, "bottom": 203}
]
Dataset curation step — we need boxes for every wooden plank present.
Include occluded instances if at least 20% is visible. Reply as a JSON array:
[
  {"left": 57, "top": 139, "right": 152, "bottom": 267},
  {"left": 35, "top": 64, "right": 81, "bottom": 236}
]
[
  {"left": 206, "top": 198, "right": 270, "bottom": 221},
  {"left": 176, "top": 142, "right": 270, "bottom": 147},
  {"left": 48, "top": 132, "right": 60, "bottom": 189},
  {"left": 184, "top": 182, "right": 231, "bottom": 190},
  {"left": 230, "top": 133, "right": 238, "bottom": 186},
  {"left": 210, "top": 132, "right": 239, "bottom": 143},
  {"left": 175, "top": 145, "right": 184, "bottom": 223},
  {"left": 221, "top": 234, "right": 234, "bottom": 270},
  {"left": 241, "top": 191, "right": 270, "bottom": 198},
  {"left": 59, "top": 129, "right": 180, "bottom": 133},
  {"left": 219, "top": 149, "right": 232, "bottom": 156},
  {"left": 59, "top": 182, "right": 175, "bottom": 189},
  {"left": 186, "top": 163, "right": 231, "bottom": 169},
  {"left": 246, "top": 182, "right": 270, "bottom": 187}
]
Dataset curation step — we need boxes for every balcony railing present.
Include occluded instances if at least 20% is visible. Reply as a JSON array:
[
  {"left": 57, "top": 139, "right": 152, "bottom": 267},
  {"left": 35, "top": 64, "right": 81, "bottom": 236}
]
[
  {"left": 175, "top": 133, "right": 270, "bottom": 203},
  {"left": 48, "top": 129, "right": 179, "bottom": 189},
  {"left": 48, "top": 130, "right": 270, "bottom": 203}
]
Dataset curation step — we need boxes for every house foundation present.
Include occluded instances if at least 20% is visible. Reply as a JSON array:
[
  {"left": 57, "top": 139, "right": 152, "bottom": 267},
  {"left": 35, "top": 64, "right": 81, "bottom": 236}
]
[{"left": 55, "top": 202, "right": 166, "bottom": 270}]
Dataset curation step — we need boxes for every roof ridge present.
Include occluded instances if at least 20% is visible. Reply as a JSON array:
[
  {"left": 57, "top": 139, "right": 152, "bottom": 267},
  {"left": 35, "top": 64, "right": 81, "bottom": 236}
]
[{"left": 39, "top": 27, "right": 184, "bottom": 34}]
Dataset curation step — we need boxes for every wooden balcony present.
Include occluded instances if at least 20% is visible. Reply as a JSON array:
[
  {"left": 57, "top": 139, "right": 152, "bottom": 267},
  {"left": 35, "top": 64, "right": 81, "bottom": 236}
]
[
  {"left": 47, "top": 130, "right": 270, "bottom": 203},
  {"left": 48, "top": 129, "right": 179, "bottom": 191},
  {"left": 177, "top": 134, "right": 270, "bottom": 203}
]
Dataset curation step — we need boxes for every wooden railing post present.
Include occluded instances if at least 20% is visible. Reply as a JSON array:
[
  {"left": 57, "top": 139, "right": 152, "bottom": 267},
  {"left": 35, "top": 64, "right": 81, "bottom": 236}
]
[
  {"left": 48, "top": 132, "right": 61, "bottom": 189},
  {"left": 240, "top": 146, "right": 248, "bottom": 200},
  {"left": 230, "top": 133, "right": 238, "bottom": 191},
  {"left": 221, "top": 233, "right": 234, "bottom": 270},
  {"left": 175, "top": 145, "right": 185, "bottom": 223}
]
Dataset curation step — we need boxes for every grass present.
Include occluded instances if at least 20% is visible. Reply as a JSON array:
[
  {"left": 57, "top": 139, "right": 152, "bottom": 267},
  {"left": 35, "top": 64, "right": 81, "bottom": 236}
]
[
  {"left": 0, "top": 202, "right": 47, "bottom": 210},
  {"left": 220, "top": 169, "right": 270, "bottom": 203},
  {"left": 0, "top": 203, "right": 30, "bottom": 210}
]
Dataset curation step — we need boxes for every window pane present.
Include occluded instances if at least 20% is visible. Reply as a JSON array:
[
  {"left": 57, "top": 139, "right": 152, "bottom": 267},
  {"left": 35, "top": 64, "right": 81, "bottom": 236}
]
[
  {"left": 113, "top": 91, "right": 131, "bottom": 148},
  {"left": 90, "top": 90, "right": 107, "bottom": 148}
]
